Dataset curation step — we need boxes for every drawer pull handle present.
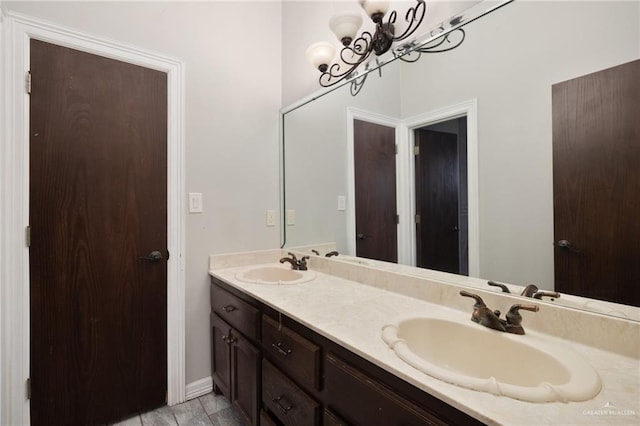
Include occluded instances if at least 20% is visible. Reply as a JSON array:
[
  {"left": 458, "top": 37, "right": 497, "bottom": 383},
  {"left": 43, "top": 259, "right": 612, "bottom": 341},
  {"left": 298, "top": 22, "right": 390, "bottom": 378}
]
[
  {"left": 221, "top": 334, "right": 236, "bottom": 345},
  {"left": 273, "top": 396, "right": 293, "bottom": 413},
  {"left": 222, "top": 305, "right": 237, "bottom": 313},
  {"left": 271, "top": 342, "right": 292, "bottom": 357}
]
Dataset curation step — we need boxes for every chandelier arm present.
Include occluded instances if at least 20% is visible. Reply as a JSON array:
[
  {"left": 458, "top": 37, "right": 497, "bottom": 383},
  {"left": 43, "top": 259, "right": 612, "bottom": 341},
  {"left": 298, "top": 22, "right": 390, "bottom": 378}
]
[
  {"left": 340, "top": 32, "right": 373, "bottom": 66},
  {"left": 398, "top": 51, "right": 422, "bottom": 63},
  {"left": 319, "top": 61, "right": 366, "bottom": 88},
  {"left": 391, "top": 0, "right": 426, "bottom": 42},
  {"left": 350, "top": 73, "right": 368, "bottom": 96},
  {"left": 415, "top": 29, "right": 466, "bottom": 53}
]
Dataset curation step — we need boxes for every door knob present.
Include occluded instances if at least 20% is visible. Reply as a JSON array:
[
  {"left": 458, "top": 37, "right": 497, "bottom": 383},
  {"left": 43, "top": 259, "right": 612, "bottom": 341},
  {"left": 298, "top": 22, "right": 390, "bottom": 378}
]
[
  {"left": 557, "top": 240, "right": 580, "bottom": 253},
  {"left": 139, "top": 250, "right": 163, "bottom": 262},
  {"left": 356, "top": 233, "right": 369, "bottom": 240}
]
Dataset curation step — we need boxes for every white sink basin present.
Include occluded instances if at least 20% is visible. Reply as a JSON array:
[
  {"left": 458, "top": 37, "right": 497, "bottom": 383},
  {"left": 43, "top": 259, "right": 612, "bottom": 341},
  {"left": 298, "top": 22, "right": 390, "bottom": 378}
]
[
  {"left": 382, "top": 315, "right": 601, "bottom": 403},
  {"left": 235, "top": 264, "right": 316, "bottom": 285}
]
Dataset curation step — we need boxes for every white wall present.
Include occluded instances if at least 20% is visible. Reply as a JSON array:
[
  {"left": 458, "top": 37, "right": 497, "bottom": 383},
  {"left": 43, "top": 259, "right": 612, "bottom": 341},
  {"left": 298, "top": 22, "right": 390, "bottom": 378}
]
[
  {"left": 284, "top": 64, "right": 402, "bottom": 251},
  {"left": 4, "top": 1, "right": 282, "bottom": 385}
]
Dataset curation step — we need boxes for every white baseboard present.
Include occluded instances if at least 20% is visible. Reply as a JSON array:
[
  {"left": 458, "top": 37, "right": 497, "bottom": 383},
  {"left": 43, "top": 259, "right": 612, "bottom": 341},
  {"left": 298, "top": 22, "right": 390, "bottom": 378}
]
[{"left": 184, "top": 376, "right": 213, "bottom": 401}]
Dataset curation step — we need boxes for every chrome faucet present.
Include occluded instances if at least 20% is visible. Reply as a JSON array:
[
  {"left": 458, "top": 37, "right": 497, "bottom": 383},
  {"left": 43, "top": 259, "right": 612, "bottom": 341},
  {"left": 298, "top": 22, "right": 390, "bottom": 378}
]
[
  {"left": 460, "top": 290, "right": 539, "bottom": 335},
  {"left": 279, "top": 252, "right": 309, "bottom": 271}
]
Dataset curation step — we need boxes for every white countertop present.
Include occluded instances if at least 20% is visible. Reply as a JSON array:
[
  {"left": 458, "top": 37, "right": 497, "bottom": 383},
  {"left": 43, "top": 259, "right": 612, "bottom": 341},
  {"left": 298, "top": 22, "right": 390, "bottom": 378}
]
[{"left": 209, "top": 252, "right": 640, "bottom": 426}]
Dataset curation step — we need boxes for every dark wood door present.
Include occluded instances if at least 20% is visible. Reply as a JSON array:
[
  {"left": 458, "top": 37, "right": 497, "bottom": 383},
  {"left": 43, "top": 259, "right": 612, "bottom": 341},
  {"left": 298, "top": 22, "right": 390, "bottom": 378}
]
[
  {"left": 552, "top": 59, "right": 640, "bottom": 306},
  {"left": 415, "top": 129, "right": 460, "bottom": 273},
  {"left": 29, "top": 39, "right": 168, "bottom": 425},
  {"left": 353, "top": 119, "right": 397, "bottom": 263},
  {"left": 211, "top": 314, "right": 232, "bottom": 398}
]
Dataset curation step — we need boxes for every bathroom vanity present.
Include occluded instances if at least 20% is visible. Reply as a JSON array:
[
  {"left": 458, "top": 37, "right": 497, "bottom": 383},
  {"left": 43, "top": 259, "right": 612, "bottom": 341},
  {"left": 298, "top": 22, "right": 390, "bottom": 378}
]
[
  {"left": 209, "top": 249, "right": 640, "bottom": 425},
  {"left": 211, "top": 276, "right": 480, "bottom": 425}
]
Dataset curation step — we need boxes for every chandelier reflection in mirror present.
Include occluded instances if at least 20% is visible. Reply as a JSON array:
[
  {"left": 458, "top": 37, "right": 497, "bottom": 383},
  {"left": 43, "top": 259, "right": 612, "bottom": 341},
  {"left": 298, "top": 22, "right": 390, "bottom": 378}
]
[{"left": 306, "top": 0, "right": 466, "bottom": 95}]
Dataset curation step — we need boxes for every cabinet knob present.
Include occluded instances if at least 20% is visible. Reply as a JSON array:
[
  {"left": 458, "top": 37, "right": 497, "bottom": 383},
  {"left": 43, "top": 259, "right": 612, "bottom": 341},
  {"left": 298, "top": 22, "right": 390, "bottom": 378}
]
[
  {"left": 271, "top": 342, "right": 292, "bottom": 357},
  {"left": 222, "top": 305, "right": 237, "bottom": 313},
  {"left": 273, "top": 396, "right": 293, "bottom": 413}
]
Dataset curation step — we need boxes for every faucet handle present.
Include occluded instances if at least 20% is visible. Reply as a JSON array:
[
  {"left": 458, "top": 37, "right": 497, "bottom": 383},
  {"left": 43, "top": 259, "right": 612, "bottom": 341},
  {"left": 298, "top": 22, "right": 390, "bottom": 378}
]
[
  {"left": 487, "top": 280, "right": 511, "bottom": 293},
  {"left": 459, "top": 290, "right": 487, "bottom": 308},
  {"left": 505, "top": 304, "right": 539, "bottom": 334},
  {"left": 533, "top": 290, "right": 561, "bottom": 300},
  {"left": 287, "top": 252, "right": 298, "bottom": 261}
]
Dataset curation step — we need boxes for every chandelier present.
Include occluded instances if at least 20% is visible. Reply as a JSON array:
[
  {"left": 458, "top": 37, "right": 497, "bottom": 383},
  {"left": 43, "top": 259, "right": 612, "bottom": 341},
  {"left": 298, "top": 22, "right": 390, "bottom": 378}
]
[{"left": 305, "top": 0, "right": 466, "bottom": 94}]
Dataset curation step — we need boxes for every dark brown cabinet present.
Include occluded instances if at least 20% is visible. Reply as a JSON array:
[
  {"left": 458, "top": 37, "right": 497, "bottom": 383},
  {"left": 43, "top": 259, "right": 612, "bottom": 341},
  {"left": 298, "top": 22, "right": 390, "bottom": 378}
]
[
  {"left": 325, "top": 353, "right": 445, "bottom": 426},
  {"left": 262, "top": 359, "right": 321, "bottom": 425},
  {"left": 262, "top": 314, "right": 321, "bottom": 391},
  {"left": 210, "top": 277, "right": 482, "bottom": 426},
  {"left": 210, "top": 293, "right": 260, "bottom": 425}
]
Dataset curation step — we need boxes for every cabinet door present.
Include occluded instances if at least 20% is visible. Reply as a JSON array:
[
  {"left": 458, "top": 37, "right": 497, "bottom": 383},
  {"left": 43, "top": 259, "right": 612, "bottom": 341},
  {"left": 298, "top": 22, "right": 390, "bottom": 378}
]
[
  {"left": 231, "top": 332, "right": 260, "bottom": 426},
  {"left": 211, "top": 314, "right": 231, "bottom": 397},
  {"left": 325, "top": 354, "right": 445, "bottom": 426}
]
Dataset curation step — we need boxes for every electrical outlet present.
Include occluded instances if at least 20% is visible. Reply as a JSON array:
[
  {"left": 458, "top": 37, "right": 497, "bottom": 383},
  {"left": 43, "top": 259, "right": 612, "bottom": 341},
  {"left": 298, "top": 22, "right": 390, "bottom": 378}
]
[
  {"left": 188, "top": 192, "right": 203, "bottom": 213},
  {"left": 266, "top": 210, "right": 276, "bottom": 227},
  {"left": 287, "top": 209, "right": 295, "bottom": 226}
]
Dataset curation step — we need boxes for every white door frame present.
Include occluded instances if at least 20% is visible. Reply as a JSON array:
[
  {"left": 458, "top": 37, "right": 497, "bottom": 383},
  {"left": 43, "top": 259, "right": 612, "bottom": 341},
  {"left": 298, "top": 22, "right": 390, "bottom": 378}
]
[
  {"left": 400, "top": 99, "right": 480, "bottom": 276},
  {"left": 1, "top": 13, "right": 186, "bottom": 425}
]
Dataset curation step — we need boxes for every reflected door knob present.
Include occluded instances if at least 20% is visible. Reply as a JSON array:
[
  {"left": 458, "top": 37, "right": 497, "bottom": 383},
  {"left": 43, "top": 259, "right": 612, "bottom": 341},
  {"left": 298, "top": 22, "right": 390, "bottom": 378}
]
[
  {"left": 356, "top": 233, "right": 369, "bottom": 240},
  {"left": 139, "top": 250, "right": 163, "bottom": 262}
]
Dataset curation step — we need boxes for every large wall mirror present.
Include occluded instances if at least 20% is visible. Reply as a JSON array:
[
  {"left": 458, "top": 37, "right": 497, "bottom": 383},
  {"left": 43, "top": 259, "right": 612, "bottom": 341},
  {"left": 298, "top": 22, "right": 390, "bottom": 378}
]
[{"left": 282, "top": 0, "right": 639, "bottom": 320}]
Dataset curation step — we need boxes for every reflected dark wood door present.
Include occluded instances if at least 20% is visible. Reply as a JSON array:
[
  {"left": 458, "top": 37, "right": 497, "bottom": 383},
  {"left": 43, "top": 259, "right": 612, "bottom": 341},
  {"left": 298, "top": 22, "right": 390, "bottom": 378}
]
[
  {"left": 354, "top": 119, "right": 397, "bottom": 262},
  {"left": 553, "top": 59, "right": 640, "bottom": 306},
  {"left": 415, "top": 129, "right": 460, "bottom": 274},
  {"left": 29, "top": 40, "right": 168, "bottom": 425}
]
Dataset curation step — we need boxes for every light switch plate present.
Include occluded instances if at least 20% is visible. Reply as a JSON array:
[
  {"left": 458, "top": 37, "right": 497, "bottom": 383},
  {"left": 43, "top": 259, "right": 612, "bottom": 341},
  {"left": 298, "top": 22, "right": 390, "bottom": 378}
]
[
  {"left": 287, "top": 209, "right": 295, "bottom": 226},
  {"left": 337, "top": 195, "right": 346, "bottom": 211},
  {"left": 188, "top": 192, "right": 203, "bottom": 213},
  {"left": 266, "top": 210, "right": 276, "bottom": 227}
]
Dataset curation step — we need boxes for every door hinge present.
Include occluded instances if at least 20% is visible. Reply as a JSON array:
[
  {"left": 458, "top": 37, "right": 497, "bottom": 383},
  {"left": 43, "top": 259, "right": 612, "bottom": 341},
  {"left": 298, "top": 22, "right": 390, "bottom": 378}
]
[
  {"left": 415, "top": 214, "right": 421, "bottom": 224},
  {"left": 395, "top": 144, "right": 398, "bottom": 155},
  {"left": 26, "top": 71, "right": 32, "bottom": 94},
  {"left": 414, "top": 145, "right": 420, "bottom": 156},
  {"left": 396, "top": 214, "right": 400, "bottom": 225},
  {"left": 26, "top": 226, "right": 31, "bottom": 247},
  {"left": 26, "top": 378, "right": 31, "bottom": 400}
]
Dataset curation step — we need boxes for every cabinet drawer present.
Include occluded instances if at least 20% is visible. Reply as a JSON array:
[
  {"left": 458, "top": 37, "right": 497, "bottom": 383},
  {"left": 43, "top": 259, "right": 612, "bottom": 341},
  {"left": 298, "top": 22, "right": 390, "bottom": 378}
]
[
  {"left": 262, "top": 314, "right": 321, "bottom": 390},
  {"left": 324, "top": 353, "right": 445, "bottom": 426},
  {"left": 211, "top": 283, "right": 260, "bottom": 340},
  {"left": 262, "top": 359, "right": 320, "bottom": 426}
]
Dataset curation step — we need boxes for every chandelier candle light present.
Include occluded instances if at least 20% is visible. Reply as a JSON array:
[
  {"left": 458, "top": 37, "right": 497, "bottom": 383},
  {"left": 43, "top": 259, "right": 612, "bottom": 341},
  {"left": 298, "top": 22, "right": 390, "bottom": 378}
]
[{"left": 306, "top": 0, "right": 427, "bottom": 88}]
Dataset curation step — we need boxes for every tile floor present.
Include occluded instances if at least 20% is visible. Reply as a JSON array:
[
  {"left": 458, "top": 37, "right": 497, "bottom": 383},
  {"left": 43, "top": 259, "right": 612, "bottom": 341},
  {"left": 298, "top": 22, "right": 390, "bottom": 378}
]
[{"left": 111, "top": 393, "right": 242, "bottom": 426}]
